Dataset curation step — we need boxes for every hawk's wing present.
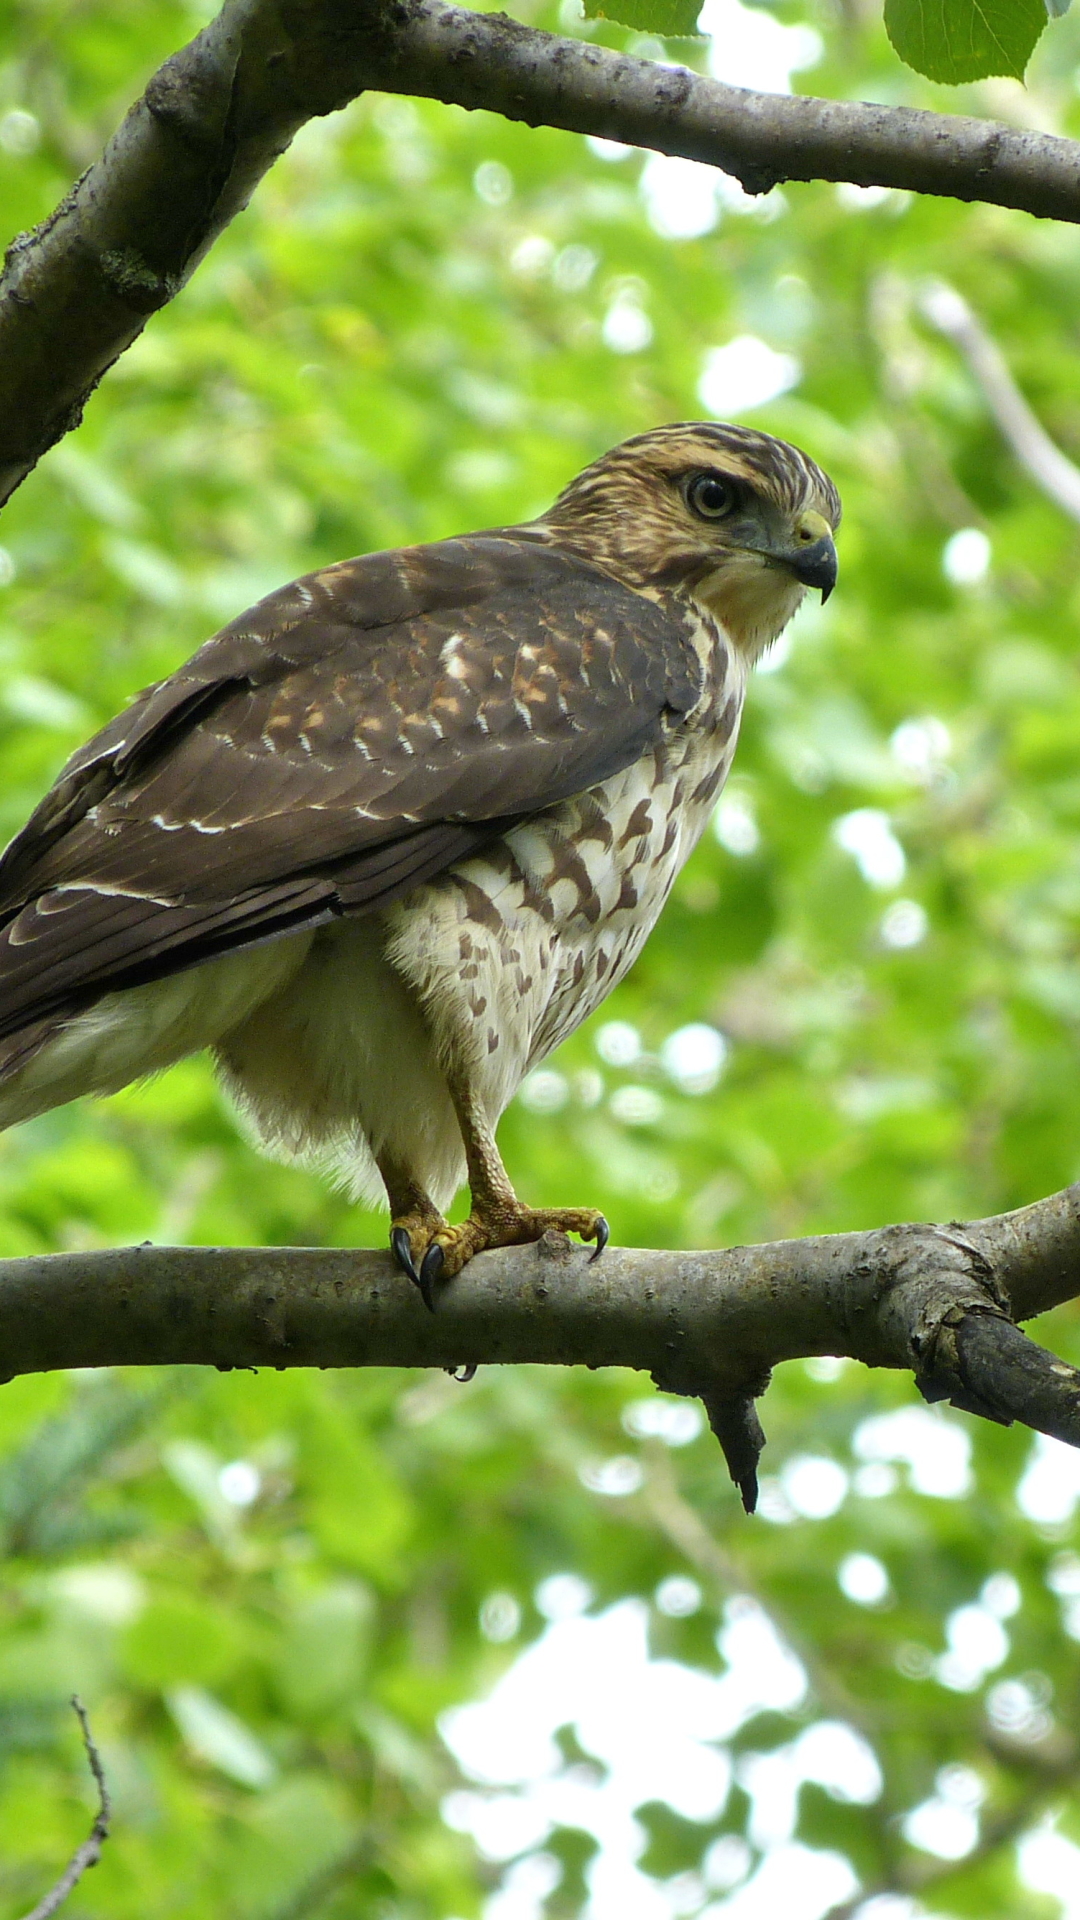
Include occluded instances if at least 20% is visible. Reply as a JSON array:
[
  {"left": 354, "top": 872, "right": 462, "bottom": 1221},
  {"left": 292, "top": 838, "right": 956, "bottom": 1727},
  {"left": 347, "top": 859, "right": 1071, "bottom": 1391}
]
[{"left": 0, "top": 533, "right": 702, "bottom": 1042}]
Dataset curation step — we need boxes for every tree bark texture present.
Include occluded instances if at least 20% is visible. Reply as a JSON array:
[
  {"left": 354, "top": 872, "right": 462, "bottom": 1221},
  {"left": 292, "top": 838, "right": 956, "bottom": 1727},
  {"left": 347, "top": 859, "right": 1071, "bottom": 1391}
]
[
  {"left": 2, "top": 1184, "right": 1079, "bottom": 1509},
  {"left": 5, "top": 0, "right": 1080, "bottom": 508}
]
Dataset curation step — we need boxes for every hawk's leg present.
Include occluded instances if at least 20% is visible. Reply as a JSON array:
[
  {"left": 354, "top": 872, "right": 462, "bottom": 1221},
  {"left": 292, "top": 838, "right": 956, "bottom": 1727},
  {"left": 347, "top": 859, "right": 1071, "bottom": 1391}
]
[
  {"left": 418, "top": 1070, "right": 609, "bottom": 1294},
  {"left": 379, "top": 1152, "right": 447, "bottom": 1312}
]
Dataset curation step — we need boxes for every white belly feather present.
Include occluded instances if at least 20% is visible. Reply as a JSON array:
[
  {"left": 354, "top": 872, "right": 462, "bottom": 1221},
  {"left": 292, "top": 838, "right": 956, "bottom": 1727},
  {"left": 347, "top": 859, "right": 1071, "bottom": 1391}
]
[{"left": 0, "top": 641, "right": 745, "bottom": 1215}]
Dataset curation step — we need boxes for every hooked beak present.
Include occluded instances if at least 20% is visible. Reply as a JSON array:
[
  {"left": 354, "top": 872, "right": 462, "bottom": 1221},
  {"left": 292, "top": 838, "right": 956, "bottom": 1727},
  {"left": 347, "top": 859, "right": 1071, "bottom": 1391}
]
[
  {"left": 790, "top": 535, "right": 838, "bottom": 601},
  {"left": 760, "top": 506, "right": 837, "bottom": 595},
  {"left": 781, "top": 507, "right": 838, "bottom": 602}
]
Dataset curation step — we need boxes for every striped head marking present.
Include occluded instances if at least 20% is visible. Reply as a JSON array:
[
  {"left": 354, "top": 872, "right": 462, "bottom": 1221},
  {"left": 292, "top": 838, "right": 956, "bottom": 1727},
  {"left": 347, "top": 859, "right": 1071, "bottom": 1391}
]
[{"left": 541, "top": 422, "right": 841, "bottom": 658}]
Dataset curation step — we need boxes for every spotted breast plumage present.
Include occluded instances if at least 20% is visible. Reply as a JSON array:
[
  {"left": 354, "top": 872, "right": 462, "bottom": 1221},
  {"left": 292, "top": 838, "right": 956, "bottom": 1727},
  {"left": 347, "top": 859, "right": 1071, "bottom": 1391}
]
[{"left": 0, "top": 422, "right": 839, "bottom": 1303}]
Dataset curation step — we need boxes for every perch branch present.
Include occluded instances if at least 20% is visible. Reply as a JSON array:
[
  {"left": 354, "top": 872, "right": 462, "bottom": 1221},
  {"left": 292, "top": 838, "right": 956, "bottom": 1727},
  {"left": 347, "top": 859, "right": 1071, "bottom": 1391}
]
[
  {"left": 1, "top": 1183, "right": 1079, "bottom": 1510},
  {"left": 6, "top": 0, "right": 1080, "bottom": 507},
  {"left": 18, "top": 1697, "right": 111, "bottom": 1920},
  {"left": 921, "top": 281, "right": 1080, "bottom": 522}
]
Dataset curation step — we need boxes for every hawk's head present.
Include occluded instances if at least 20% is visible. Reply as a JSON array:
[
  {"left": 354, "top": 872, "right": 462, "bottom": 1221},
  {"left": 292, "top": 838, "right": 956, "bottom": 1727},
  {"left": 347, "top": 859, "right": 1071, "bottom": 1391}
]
[{"left": 542, "top": 422, "right": 840, "bottom": 658}]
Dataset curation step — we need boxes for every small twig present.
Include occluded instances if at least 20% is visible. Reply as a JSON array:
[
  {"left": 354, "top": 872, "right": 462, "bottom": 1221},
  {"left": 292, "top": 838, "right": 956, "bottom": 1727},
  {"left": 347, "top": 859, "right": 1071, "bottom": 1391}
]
[
  {"left": 921, "top": 281, "right": 1080, "bottom": 524},
  {"left": 18, "top": 1697, "right": 111, "bottom": 1920},
  {"left": 699, "top": 1388, "right": 768, "bottom": 1513}
]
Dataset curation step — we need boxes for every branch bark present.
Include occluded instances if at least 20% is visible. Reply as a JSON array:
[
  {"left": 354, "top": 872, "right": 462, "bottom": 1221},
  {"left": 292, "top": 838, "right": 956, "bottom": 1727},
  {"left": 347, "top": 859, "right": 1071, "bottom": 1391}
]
[
  {"left": 5, "top": 0, "right": 1080, "bottom": 509},
  {"left": 2, "top": 1183, "right": 1079, "bottom": 1511}
]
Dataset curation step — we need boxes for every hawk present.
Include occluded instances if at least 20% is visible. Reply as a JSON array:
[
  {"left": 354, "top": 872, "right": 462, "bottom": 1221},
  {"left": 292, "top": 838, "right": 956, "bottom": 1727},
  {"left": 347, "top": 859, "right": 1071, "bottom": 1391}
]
[{"left": 0, "top": 423, "right": 838, "bottom": 1306}]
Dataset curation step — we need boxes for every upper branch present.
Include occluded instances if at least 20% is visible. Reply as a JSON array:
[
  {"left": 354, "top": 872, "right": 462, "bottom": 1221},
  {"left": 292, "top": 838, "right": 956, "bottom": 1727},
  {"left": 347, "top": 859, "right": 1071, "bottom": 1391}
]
[
  {"left": 382, "top": 1, "right": 1080, "bottom": 222},
  {"left": 4, "top": 0, "right": 1080, "bottom": 508},
  {"left": 1, "top": 1182, "right": 1079, "bottom": 1510}
]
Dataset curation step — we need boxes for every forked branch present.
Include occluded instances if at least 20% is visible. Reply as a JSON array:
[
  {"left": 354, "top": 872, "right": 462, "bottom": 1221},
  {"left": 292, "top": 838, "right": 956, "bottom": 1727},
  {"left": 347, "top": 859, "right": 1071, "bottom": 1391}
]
[{"left": 1, "top": 1184, "right": 1078, "bottom": 1511}]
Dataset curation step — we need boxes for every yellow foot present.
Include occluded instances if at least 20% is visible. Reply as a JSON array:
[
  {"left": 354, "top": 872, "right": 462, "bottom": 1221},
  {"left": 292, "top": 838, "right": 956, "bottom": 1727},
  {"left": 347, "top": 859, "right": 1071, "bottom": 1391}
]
[
  {"left": 391, "top": 1200, "right": 609, "bottom": 1310},
  {"left": 424, "top": 1203, "right": 609, "bottom": 1290}
]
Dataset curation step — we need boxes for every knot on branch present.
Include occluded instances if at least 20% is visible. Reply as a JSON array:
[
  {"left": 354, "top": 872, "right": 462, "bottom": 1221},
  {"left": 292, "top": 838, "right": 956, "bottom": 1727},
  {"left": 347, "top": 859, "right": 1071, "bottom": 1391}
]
[
  {"left": 145, "top": 44, "right": 239, "bottom": 154},
  {"left": 858, "top": 1218, "right": 1080, "bottom": 1450},
  {"left": 854, "top": 1219, "right": 1009, "bottom": 1372},
  {"left": 732, "top": 165, "right": 783, "bottom": 197},
  {"left": 98, "top": 248, "right": 182, "bottom": 314}
]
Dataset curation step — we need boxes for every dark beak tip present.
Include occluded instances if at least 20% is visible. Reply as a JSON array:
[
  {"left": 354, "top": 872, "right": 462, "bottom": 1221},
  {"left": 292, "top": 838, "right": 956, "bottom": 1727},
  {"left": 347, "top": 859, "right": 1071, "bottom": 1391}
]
[{"left": 792, "top": 535, "right": 838, "bottom": 600}]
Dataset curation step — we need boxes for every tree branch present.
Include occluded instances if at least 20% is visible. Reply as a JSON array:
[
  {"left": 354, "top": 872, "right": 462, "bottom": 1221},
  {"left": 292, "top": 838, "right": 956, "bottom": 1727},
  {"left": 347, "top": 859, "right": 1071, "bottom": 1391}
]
[
  {"left": 2, "top": 1184, "right": 1079, "bottom": 1510},
  {"left": 370, "top": 2, "right": 1080, "bottom": 224},
  {"left": 18, "top": 1697, "right": 111, "bottom": 1920},
  {"left": 921, "top": 281, "right": 1080, "bottom": 522},
  {"left": 5, "top": 0, "right": 1080, "bottom": 509}
]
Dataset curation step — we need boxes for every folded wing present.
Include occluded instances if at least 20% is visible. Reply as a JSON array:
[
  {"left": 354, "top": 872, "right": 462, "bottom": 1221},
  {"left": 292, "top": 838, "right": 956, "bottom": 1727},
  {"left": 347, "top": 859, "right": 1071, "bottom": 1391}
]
[{"left": 0, "top": 533, "right": 701, "bottom": 1046}]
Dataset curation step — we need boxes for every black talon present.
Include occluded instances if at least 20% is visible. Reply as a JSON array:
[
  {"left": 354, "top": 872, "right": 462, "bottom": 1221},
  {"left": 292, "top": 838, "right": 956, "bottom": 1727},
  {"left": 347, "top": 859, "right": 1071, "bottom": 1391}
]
[
  {"left": 418, "top": 1241, "right": 445, "bottom": 1313},
  {"left": 589, "top": 1215, "right": 610, "bottom": 1262},
  {"left": 446, "top": 1363, "right": 477, "bottom": 1383},
  {"left": 391, "top": 1225, "right": 421, "bottom": 1286}
]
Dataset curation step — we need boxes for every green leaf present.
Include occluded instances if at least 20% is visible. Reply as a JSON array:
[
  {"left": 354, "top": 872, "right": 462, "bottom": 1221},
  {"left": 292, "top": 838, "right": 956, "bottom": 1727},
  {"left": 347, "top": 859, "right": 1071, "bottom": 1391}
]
[
  {"left": 884, "top": 0, "right": 1048, "bottom": 81},
  {"left": 583, "top": 0, "right": 704, "bottom": 38},
  {"left": 277, "top": 1583, "right": 373, "bottom": 1717},
  {"left": 123, "top": 1592, "right": 244, "bottom": 1689},
  {"left": 167, "top": 1687, "right": 277, "bottom": 1788}
]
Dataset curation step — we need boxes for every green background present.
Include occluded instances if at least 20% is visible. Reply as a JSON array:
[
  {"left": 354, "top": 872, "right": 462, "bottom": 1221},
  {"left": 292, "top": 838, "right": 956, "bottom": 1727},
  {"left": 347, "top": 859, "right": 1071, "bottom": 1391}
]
[{"left": 2, "top": 0, "right": 1080, "bottom": 1911}]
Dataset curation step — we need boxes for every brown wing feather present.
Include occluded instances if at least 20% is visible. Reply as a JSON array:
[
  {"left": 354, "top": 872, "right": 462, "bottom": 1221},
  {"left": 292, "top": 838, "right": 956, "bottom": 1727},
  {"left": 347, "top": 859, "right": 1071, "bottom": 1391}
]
[{"left": 0, "top": 534, "right": 702, "bottom": 1042}]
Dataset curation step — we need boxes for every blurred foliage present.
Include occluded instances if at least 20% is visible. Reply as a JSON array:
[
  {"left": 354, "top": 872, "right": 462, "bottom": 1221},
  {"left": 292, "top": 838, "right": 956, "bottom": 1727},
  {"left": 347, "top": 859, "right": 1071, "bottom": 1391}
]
[{"left": 4, "top": 0, "right": 1080, "bottom": 1914}]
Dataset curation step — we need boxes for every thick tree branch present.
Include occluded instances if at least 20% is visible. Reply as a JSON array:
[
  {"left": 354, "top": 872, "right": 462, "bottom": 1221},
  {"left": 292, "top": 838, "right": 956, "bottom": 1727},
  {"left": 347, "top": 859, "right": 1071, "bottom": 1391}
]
[
  {"left": 2, "top": 1184, "right": 1079, "bottom": 1509},
  {"left": 5, "top": 0, "right": 1080, "bottom": 508}
]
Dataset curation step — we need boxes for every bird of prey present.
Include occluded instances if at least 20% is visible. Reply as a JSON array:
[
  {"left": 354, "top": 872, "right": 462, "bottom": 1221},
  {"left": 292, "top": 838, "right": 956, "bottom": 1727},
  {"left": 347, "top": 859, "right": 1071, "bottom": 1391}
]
[{"left": 0, "top": 422, "right": 838, "bottom": 1306}]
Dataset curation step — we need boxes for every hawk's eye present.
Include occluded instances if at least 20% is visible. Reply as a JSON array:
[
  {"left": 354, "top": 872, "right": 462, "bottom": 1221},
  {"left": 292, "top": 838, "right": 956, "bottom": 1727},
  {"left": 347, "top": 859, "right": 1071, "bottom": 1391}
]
[{"left": 687, "top": 472, "right": 736, "bottom": 521}]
